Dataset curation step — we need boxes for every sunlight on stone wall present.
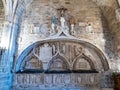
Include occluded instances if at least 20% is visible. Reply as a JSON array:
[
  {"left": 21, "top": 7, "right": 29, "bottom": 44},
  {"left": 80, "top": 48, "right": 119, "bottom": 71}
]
[
  {"left": 17, "top": 0, "right": 113, "bottom": 59},
  {"left": 0, "top": 0, "right": 4, "bottom": 43}
]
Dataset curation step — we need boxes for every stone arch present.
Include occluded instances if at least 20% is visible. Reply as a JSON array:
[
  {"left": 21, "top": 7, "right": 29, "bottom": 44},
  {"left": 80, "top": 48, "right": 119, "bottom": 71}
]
[
  {"left": 14, "top": 38, "right": 109, "bottom": 72},
  {"left": 47, "top": 53, "right": 70, "bottom": 71},
  {"left": 19, "top": 53, "right": 43, "bottom": 71},
  {"left": 72, "top": 54, "right": 95, "bottom": 70}
]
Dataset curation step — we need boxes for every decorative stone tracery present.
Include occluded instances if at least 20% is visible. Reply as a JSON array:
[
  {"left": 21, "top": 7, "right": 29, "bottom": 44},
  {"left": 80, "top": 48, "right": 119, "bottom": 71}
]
[{"left": 15, "top": 39, "right": 109, "bottom": 73}]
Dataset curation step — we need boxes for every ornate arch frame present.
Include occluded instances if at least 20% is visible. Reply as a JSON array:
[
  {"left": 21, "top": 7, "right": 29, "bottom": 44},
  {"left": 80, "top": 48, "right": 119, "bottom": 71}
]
[
  {"left": 47, "top": 52, "right": 70, "bottom": 70},
  {"left": 13, "top": 37, "right": 109, "bottom": 72},
  {"left": 72, "top": 54, "right": 95, "bottom": 70},
  {"left": 20, "top": 53, "right": 43, "bottom": 71}
]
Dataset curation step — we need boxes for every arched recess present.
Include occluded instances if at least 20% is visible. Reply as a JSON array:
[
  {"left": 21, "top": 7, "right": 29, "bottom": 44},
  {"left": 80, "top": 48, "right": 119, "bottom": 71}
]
[
  {"left": 48, "top": 53, "right": 70, "bottom": 71},
  {"left": 72, "top": 54, "right": 95, "bottom": 70},
  {"left": 13, "top": 38, "right": 109, "bottom": 73},
  {"left": 20, "top": 52, "right": 43, "bottom": 71}
]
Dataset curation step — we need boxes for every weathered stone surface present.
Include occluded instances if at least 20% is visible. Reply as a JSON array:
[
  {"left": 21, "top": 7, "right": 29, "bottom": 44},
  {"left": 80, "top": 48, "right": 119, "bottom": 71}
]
[
  {"left": 12, "top": 73, "right": 100, "bottom": 90},
  {"left": 0, "top": 0, "right": 4, "bottom": 43},
  {"left": 1, "top": 0, "right": 120, "bottom": 90},
  {"left": 92, "top": 0, "right": 120, "bottom": 58},
  {"left": 17, "top": 0, "right": 113, "bottom": 60}
]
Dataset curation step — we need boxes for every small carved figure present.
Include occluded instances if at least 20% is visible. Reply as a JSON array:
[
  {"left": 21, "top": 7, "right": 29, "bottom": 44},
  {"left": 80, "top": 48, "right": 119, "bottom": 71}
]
[
  {"left": 60, "top": 17, "right": 65, "bottom": 28},
  {"left": 51, "top": 16, "right": 58, "bottom": 31},
  {"left": 57, "top": 7, "right": 67, "bottom": 29},
  {"left": 69, "top": 17, "right": 75, "bottom": 35}
]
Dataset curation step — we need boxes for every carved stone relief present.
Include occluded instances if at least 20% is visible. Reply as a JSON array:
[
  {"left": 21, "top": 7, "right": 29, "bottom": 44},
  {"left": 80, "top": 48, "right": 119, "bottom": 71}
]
[
  {"left": 13, "top": 31, "right": 109, "bottom": 89},
  {"left": 73, "top": 57, "right": 91, "bottom": 70},
  {"left": 16, "top": 40, "right": 109, "bottom": 73},
  {"left": 24, "top": 57, "right": 43, "bottom": 70},
  {"left": 21, "top": 6, "right": 97, "bottom": 40},
  {"left": 49, "top": 58, "right": 68, "bottom": 70},
  {"left": 12, "top": 73, "right": 100, "bottom": 89}
]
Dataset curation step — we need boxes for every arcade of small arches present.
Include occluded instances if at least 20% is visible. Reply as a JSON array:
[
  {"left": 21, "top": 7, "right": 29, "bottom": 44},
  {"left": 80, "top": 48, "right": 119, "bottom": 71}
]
[{"left": 14, "top": 39, "right": 109, "bottom": 73}]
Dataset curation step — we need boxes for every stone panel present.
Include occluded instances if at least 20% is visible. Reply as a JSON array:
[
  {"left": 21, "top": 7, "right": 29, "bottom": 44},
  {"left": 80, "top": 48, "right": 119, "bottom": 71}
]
[{"left": 12, "top": 73, "right": 100, "bottom": 90}]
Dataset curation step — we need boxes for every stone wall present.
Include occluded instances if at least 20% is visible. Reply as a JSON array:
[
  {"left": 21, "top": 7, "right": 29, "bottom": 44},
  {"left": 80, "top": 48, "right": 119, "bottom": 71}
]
[
  {"left": 0, "top": 0, "right": 4, "bottom": 43},
  {"left": 92, "top": 0, "right": 120, "bottom": 59},
  {"left": 11, "top": 73, "right": 100, "bottom": 90},
  {"left": 0, "top": 0, "right": 119, "bottom": 90},
  {"left": 17, "top": 0, "right": 113, "bottom": 60},
  {"left": 0, "top": 0, "right": 8, "bottom": 90}
]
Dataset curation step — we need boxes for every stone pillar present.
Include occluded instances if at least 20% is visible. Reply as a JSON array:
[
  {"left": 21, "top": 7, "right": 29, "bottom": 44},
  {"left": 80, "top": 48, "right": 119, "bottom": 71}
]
[
  {"left": 8, "top": 23, "right": 19, "bottom": 90},
  {"left": 0, "top": 21, "right": 13, "bottom": 90},
  {"left": 0, "top": 20, "right": 19, "bottom": 90}
]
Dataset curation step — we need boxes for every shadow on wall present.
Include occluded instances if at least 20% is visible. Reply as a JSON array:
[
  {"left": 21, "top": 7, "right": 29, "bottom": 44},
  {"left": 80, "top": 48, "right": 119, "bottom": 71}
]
[{"left": 101, "top": 10, "right": 115, "bottom": 59}]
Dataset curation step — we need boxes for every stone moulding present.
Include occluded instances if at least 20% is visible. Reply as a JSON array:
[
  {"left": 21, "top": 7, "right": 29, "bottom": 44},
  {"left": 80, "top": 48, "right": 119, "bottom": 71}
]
[
  {"left": 13, "top": 37, "right": 109, "bottom": 73},
  {"left": 16, "top": 69, "right": 98, "bottom": 74},
  {"left": 12, "top": 73, "right": 100, "bottom": 89}
]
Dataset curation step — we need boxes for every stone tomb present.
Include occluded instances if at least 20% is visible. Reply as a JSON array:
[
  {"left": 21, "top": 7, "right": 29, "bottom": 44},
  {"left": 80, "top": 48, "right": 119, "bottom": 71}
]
[
  {"left": 12, "top": 39, "right": 109, "bottom": 89},
  {"left": 12, "top": 73, "right": 100, "bottom": 90}
]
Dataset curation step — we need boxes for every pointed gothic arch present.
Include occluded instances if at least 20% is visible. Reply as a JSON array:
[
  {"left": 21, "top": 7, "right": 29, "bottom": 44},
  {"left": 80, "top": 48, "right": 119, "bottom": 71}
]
[
  {"left": 47, "top": 52, "right": 70, "bottom": 71},
  {"left": 20, "top": 53, "right": 43, "bottom": 71},
  {"left": 72, "top": 54, "right": 95, "bottom": 70}
]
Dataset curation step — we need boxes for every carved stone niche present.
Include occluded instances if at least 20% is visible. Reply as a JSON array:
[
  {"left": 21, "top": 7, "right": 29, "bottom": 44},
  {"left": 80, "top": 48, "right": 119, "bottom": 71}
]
[
  {"left": 73, "top": 57, "right": 91, "bottom": 70},
  {"left": 19, "top": 54, "right": 43, "bottom": 72},
  {"left": 73, "top": 55, "right": 95, "bottom": 70},
  {"left": 48, "top": 54, "right": 69, "bottom": 71},
  {"left": 24, "top": 57, "right": 43, "bottom": 70}
]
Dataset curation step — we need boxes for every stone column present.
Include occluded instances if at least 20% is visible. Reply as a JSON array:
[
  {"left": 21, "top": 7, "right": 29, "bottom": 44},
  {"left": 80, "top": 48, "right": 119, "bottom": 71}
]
[
  {"left": 0, "top": 18, "right": 19, "bottom": 89},
  {"left": 8, "top": 22, "right": 19, "bottom": 89},
  {"left": 0, "top": 21, "right": 14, "bottom": 90}
]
